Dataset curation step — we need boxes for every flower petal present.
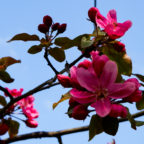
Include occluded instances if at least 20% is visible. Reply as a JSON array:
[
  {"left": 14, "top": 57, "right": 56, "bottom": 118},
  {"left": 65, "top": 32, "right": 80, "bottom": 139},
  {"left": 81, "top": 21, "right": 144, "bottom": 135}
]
[
  {"left": 107, "top": 9, "right": 117, "bottom": 23},
  {"left": 100, "top": 60, "right": 118, "bottom": 88},
  {"left": 108, "top": 82, "right": 136, "bottom": 99},
  {"left": 70, "top": 88, "right": 96, "bottom": 104},
  {"left": 91, "top": 97, "right": 111, "bottom": 117},
  {"left": 77, "top": 67, "right": 100, "bottom": 92}
]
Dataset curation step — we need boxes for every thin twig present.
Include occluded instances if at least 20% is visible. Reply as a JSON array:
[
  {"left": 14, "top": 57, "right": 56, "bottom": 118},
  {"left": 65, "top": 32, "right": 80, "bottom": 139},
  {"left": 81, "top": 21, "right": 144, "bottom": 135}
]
[
  {"left": 44, "top": 48, "right": 59, "bottom": 74},
  {"left": 57, "top": 136, "right": 63, "bottom": 144},
  {"left": 0, "top": 86, "right": 14, "bottom": 100},
  {"left": 2, "top": 110, "right": 144, "bottom": 143}
]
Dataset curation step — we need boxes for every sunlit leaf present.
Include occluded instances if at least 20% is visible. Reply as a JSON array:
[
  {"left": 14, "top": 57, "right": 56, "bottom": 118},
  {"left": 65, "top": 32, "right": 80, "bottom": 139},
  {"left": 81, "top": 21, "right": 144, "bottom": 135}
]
[
  {"left": 81, "top": 37, "right": 94, "bottom": 49},
  {"left": 0, "top": 71, "right": 14, "bottom": 83},
  {"left": 28, "top": 45, "right": 43, "bottom": 54},
  {"left": 102, "top": 46, "right": 132, "bottom": 76},
  {"left": 8, "top": 33, "right": 40, "bottom": 42},
  {"left": 0, "top": 57, "right": 21, "bottom": 71},
  {"left": 49, "top": 47, "right": 65, "bottom": 62},
  {"left": 53, "top": 92, "right": 71, "bottom": 109},
  {"left": 0, "top": 96, "right": 7, "bottom": 106},
  {"left": 102, "top": 116, "right": 119, "bottom": 136},
  {"left": 89, "top": 115, "right": 103, "bottom": 141}
]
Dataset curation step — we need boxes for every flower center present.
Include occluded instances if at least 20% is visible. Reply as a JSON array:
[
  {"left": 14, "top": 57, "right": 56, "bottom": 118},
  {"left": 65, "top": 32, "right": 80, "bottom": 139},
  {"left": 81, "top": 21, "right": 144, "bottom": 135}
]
[{"left": 96, "top": 88, "right": 108, "bottom": 100}]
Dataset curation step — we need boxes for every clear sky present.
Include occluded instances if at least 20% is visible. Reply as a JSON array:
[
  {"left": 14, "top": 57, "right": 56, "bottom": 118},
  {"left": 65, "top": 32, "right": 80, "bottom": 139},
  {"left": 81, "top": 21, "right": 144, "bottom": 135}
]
[{"left": 0, "top": 0, "right": 144, "bottom": 144}]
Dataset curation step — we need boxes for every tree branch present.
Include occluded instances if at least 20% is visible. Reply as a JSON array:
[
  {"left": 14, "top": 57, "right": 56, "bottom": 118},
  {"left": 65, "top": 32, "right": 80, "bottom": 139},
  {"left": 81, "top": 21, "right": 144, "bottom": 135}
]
[
  {"left": 2, "top": 110, "right": 144, "bottom": 144},
  {"left": 0, "top": 86, "right": 14, "bottom": 100}
]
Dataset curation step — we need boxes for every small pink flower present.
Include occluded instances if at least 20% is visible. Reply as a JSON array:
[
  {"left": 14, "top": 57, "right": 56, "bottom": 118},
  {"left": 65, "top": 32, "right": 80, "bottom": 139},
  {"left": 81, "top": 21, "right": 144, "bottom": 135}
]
[
  {"left": 109, "top": 104, "right": 127, "bottom": 118},
  {"left": 94, "top": 9, "right": 132, "bottom": 39},
  {"left": 70, "top": 51, "right": 136, "bottom": 117}
]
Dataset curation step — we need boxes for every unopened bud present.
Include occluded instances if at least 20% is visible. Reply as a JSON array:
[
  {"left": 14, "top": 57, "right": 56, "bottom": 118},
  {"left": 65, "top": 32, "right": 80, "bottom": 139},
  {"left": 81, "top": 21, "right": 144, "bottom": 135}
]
[
  {"left": 25, "top": 119, "right": 38, "bottom": 128},
  {"left": 43, "top": 15, "right": 52, "bottom": 27},
  {"left": 38, "top": 24, "right": 49, "bottom": 33},
  {"left": 52, "top": 23, "right": 60, "bottom": 31},
  {"left": 88, "top": 7, "right": 99, "bottom": 23},
  {"left": 58, "top": 23, "right": 67, "bottom": 34}
]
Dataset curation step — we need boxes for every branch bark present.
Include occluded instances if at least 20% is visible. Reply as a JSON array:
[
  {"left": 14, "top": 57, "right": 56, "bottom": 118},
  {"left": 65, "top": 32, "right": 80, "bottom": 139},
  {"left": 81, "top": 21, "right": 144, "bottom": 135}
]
[{"left": 2, "top": 110, "right": 144, "bottom": 144}]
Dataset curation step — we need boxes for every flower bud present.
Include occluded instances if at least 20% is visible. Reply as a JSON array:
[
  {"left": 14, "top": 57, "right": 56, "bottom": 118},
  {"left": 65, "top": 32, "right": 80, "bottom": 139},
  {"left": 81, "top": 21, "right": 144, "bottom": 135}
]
[
  {"left": 52, "top": 23, "right": 60, "bottom": 31},
  {"left": 25, "top": 119, "right": 38, "bottom": 128},
  {"left": 38, "top": 24, "right": 49, "bottom": 33},
  {"left": 0, "top": 123, "right": 9, "bottom": 135},
  {"left": 58, "top": 24, "right": 67, "bottom": 34},
  {"left": 43, "top": 15, "right": 52, "bottom": 27},
  {"left": 109, "top": 104, "right": 127, "bottom": 118},
  {"left": 57, "top": 74, "right": 72, "bottom": 87},
  {"left": 69, "top": 97, "right": 79, "bottom": 107},
  {"left": 113, "top": 41, "right": 126, "bottom": 53},
  {"left": 72, "top": 105, "right": 89, "bottom": 120},
  {"left": 88, "top": 7, "right": 99, "bottom": 23}
]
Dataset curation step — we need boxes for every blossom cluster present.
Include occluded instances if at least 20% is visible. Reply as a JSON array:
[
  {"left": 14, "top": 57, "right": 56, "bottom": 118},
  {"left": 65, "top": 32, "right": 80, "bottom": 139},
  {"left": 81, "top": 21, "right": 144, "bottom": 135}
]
[
  {"left": 58, "top": 51, "right": 142, "bottom": 120},
  {"left": 5, "top": 88, "right": 39, "bottom": 128}
]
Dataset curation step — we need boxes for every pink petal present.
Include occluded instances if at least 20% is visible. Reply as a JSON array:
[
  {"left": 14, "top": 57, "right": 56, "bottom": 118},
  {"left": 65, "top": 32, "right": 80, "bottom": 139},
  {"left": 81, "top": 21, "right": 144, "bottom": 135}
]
[
  {"left": 96, "top": 12, "right": 108, "bottom": 28},
  {"left": 91, "top": 97, "right": 111, "bottom": 117},
  {"left": 70, "top": 88, "right": 96, "bottom": 104},
  {"left": 100, "top": 60, "right": 118, "bottom": 88},
  {"left": 70, "top": 66, "right": 81, "bottom": 88},
  {"left": 77, "top": 67, "right": 100, "bottom": 92},
  {"left": 108, "top": 82, "right": 136, "bottom": 99},
  {"left": 107, "top": 9, "right": 117, "bottom": 23},
  {"left": 78, "top": 59, "right": 92, "bottom": 69},
  {"left": 91, "top": 51, "right": 109, "bottom": 77},
  {"left": 121, "top": 20, "right": 132, "bottom": 31}
]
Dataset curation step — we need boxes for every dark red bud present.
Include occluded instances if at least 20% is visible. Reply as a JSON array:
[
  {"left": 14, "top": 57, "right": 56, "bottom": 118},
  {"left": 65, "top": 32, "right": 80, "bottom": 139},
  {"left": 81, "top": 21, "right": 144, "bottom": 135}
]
[
  {"left": 114, "top": 41, "right": 126, "bottom": 53},
  {"left": 58, "top": 23, "right": 67, "bottom": 34},
  {"left": 38, "top": 24, "right": 49, "bottom": 33},
  {"left": 88, "top": 7, "right": 99, "bottom": 23},
  {"left": 52, "top": 23, "right": 60, "bottom": 31},
  {"left": 0, "top": 123, "right": 9, "bottom": 135},
  {"left": 72, "top": 105, "right": 89, "bottom": 120},
  {"left": 43, "top": 15, "right": 52, "bottom": 27},
  {"left": 25, "top": 119, "right": 38, "bottom": 128},
  {"left": 69, "top": 97, "right": 79, "bottom": 107}
]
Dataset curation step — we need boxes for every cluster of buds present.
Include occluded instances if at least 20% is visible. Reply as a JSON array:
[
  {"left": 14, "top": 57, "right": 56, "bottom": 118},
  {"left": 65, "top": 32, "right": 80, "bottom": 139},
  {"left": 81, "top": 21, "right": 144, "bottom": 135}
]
[
  {"left": 38, "top": 15, "right": 67, "bottom": 36},
  {"left": 5, "top": 88, "right": 39, "bottom": 128}
]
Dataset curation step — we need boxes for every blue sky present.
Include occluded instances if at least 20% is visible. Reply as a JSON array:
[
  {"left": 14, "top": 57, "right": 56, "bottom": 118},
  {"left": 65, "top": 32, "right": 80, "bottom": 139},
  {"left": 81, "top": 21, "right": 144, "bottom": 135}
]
[{"left": 0, "top": 0, "right": 144, "bottom": 144}]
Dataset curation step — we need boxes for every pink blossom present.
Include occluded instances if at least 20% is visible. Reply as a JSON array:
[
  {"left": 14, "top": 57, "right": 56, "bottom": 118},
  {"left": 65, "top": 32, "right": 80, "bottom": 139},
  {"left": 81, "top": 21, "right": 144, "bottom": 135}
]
[
  {"left": 94, "top": 9, "right": 132, "bottom": 39},
  {"left": 70, "top": 51, "right": 136, "bottom": 117}
]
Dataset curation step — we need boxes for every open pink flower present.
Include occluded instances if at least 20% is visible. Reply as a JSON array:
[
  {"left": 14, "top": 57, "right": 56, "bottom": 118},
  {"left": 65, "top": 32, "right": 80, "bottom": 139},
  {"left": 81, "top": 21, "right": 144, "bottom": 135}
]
[
  {"left": 95, "top": 9, "right": 132, "bottom": 39},
  {"left": 70, "top": 51, "right": 136, "bottom": 117}
]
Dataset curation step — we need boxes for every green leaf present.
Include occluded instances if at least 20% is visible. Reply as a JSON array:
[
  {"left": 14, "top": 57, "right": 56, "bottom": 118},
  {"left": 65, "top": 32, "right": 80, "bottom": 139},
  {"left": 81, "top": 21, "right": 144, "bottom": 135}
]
[
  {"left": 8, "top": 33, "right": 40, "bottom": 42},
  {"left": 0, "top": 96, "right": 7, "bottom": 106},
  {"left": 127, "top": 109, "right": 136, "bottom": 130},
  {"left": 81, "top": 37, "right": 94, "bottom": 49},
  {"left": 49, "top": 47, "right": 65, "bottom": 62},
  {"left": 8, "top": 119, "right": 20, "bottom": 138},
  {"left": 135, "top": 120, "right": 144, "bottom": 127},
  {"left": 89, "top": 115, "right": 103, "bottom": 141},
  {"left": 0, "top": 57, "right": 21, "bottom": 71},
  {"left": 54, "top": 34, "right": 89, "bottom": 50},
  {"left": 28, "top": 45, "right": 43, "bottom": 54},
  {"left": 136, "top": 94, "right": 144, "bottom": 110},
  {"left": 133, "top": 74, "right": 144, "bottom": 83},
  {"left": 53, "top": 92, "right": 71, "bottom": 109},
  {"left": 0, "top": 71, "right": 14, "bottom": 83},
  {"left": 102, "top": 46, "right": 132, "bottom": 76},
  {"left": 102, "top": 116, "right": 119, "bottom": 136}
]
